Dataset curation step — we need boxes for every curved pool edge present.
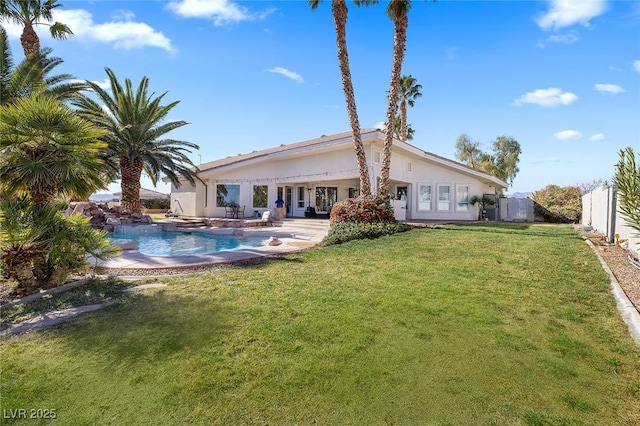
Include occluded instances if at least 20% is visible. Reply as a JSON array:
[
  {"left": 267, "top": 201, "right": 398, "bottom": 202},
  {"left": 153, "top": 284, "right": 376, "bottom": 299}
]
[{"left": 94, "top": 223, "right": 329, "bottom": 273}]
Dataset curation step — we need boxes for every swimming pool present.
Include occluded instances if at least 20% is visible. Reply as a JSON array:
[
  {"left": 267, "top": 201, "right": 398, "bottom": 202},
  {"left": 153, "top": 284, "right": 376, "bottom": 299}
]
[{"left": 110, "top": 231, "right": 270, "bottom": 257}]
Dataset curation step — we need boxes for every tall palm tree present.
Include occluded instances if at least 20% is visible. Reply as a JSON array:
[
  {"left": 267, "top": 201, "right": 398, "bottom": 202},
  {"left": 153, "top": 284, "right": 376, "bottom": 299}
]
[
  {"left": 74, "top": 67, "right": 200, "bottom": 214},
  {"left": 309, "top": 0, "right": 373, "bottom": 196},
  {"left": 396, "top": 74, "right": 421, "bottom": 143},
  {"left": 379, "top": 0, "right": 410, "bottom": 198},
  {"left": 0, "top": 26, "right": 85, "bottom": 106},
  {"left": 0, "top": 0, "right": 73, "bottom": 56}
]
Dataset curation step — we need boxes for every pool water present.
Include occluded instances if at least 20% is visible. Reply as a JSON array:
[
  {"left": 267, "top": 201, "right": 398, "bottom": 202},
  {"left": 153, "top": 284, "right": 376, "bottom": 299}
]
[{"left": 111, "top": 232, "right": 268, "bottom": 257}]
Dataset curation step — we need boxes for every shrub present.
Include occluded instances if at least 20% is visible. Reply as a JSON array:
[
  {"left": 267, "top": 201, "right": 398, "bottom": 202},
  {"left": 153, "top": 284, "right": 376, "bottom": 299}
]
[
  {"left": 330, "top": 195, "right": 396, "bottom": 224},
  {"left": 532, "top": 184, "right": 582, "bottom": 223},
  {"left": 323, "top": 221, "right": 411, "bottom": 245},
  {"left": 141, "top": 198, "right": 170, "bottom": 210}
]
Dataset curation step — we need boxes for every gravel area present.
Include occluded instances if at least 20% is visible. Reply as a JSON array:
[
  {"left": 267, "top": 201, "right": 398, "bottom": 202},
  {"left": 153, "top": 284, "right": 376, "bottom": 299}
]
[{"left": 596, "top": 243, "right": 640, "bottom": 311}]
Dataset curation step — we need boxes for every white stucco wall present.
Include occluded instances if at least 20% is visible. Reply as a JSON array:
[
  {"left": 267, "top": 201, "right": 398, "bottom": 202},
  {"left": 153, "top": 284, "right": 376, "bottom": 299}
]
[{"left": 582, "top": 186, "right": 640, "bottom": 257}]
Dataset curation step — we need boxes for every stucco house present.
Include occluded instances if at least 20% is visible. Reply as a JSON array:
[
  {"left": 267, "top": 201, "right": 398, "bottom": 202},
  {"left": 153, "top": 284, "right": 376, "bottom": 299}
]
[{"left": 170, "top": 129, "right": 508, "bottom": 221}]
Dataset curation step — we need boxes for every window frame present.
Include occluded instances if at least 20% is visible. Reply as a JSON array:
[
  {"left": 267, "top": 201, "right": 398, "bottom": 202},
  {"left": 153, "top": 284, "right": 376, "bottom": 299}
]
[
  {"left": 417, "top": 183, "right": 432, "bottom": 212},
  {"left": 216, "top": 184, "right": 240, "bottom": 207},
  {"left": 437, "top": 184, "right": 451, "bottom": 212},
  {"left": 252, "top": 185, "right": 268, "bottom": 208},
  {"left": 456, "top": 184, "right": 470, "bottom": 212}
]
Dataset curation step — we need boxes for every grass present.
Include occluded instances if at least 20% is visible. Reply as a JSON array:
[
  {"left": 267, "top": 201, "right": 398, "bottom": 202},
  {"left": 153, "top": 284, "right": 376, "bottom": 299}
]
[{"left": 1, "top": 223, "right": 639, "bottom": 425}]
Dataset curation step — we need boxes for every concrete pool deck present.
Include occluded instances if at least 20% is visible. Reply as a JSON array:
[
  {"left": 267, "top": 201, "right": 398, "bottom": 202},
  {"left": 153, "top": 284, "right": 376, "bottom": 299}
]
[{"left": 97, "top": 218, "right": 330, "bottom": 271}]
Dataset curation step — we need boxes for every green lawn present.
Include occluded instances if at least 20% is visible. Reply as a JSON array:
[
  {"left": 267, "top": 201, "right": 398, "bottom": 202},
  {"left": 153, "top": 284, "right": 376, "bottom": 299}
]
[{"left": 1, "top": 224, "right": 639, "bottom": 425}]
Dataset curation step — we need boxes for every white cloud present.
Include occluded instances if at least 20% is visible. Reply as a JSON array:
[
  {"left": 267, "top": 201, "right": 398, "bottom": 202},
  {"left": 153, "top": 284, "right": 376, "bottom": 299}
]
[
  {"left": 513, "top": 87, "right": 578, "bottom": 107},
  {"left": 546, "top": 31, "right": 579, "bottom": 44},
  {"left": 594, "top": 83, "right": 626, "bottom": 94},
  {"left": 111, "top": 10, "right": 136, "bottom": 22},
  {"left": 634, "top": 60, "right": 640, "bottom": 72},
  {"left": 553, "top": 130, "right": 583, "bottom": 140},
  {"left": 536, "top": 0, "right": 607, "bottom": 30},
  {"left": 167, "top": 0, "right": 274, "bottom": 26},
  {"left": 589, "top": 133, "right": 605, "bottom": 141},
  {"left": 374, "top": 121, "right": 386, "bottom": 131},
  {"left": 267, "top": 67, "right": 304, "bottom": 83},
  {"left": 1, "top": 9, "right": 174, "bottom": 52},
  {"left": 70, "top": 78, "right": 111, "bottom": 90}
]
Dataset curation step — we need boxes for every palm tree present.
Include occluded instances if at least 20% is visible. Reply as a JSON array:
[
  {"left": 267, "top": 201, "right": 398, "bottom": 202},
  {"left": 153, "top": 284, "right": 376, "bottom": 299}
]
[
  {"left": 309, "top": 0, "right": 373, "bottom": 196},
  {"left": 378, "top": 0, "right": 410, "bottom": 198},
  {"left": 0, "top": 26, "right": 85, "bottom": 106},
  {"left": 392, "top": 114, "right": 414, "bottom": 141},
  {"left": 0, "top": 0, "right": 73, "bottom": 56},
  {"left": 74, "top": 68, "right": 200, "bottom": 214},
  {"left": 0, "top": 94, "right": 108, "bottom": 205},
  {"left": 396, "top": 74, "right": 421, "bottom": 143},
  {"left": 0, "top": 94, "right": 112, "bottom": 288}
]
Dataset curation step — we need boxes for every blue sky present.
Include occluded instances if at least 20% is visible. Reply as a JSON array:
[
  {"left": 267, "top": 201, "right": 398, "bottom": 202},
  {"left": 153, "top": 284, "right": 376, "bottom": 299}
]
[{"left": 3, "top": 0, "right": 639, "bottom": 195}]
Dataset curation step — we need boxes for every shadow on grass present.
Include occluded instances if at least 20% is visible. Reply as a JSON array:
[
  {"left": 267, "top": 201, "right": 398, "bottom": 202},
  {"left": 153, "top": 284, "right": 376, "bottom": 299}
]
[
  {"left": 53, "top": 290, "right": 236, "bottom": 365},
  {"left": 1, "top": 277, "right": 135, "bottom": 330}
]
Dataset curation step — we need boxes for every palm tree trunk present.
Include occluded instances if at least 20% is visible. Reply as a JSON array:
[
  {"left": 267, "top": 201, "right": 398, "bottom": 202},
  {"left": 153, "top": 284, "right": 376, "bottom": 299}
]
[
  {"left": 400, "top": 100, "right": 408, "bottom": 143},
  {"left": 2, "top": 249, "right": 37, "bottom": 292},
  {"left": 120, "top": 156, "right": 143, "bottom": 213},
  {"left": 379, "top": 3, "right": 408, "bottom": 197},
  {"left": 20, "top": 21, "right": 40, "bottom": 57},
  {"left": 332, "top": 0, "right": 371, "bottom": 196}
]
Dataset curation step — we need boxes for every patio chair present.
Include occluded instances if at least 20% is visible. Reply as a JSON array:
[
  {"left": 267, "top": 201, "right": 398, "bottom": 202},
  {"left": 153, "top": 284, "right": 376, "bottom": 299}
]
[
  {"left": 225, "top": 206, "right": 235, "bottom": 218},
  {"left": 261, "top": 210, "right": 272, "bottom": 226},
  {"left": 237, "top": 205, "right": 245, "bottom": 218}
]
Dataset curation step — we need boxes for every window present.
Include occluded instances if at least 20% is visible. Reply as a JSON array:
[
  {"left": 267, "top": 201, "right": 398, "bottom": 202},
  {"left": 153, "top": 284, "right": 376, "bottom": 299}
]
[
  {"left": 456, "top": 185, "right": 470, "bottom": 211},
  {"left": 253, "top": 185, "right": 268, "bottom": 208},
  {"left": 407, "top": 162, "right": 412, "bottom": 173},
  {"left": 348, "top": 187, "right": 359, "bottom": 198},
  {"left": 437, "top": 185, "right": 451, "bottom": 211},
  {"left": 204, "top": 183, "right": 208, "bottom": 208},
  {"left": 315, "top": 186, "right": 338, "bottom": 211},
  {"left": 298, "top": 187, "right": 306, "bottom": 208},
  {"left": 373, "top": 150, "right": 381, "bottom": 164},
  {"left": 216, "top": 184, "right": 240, "bottom": 207},
  {"left": 418, "top": 184, "right": 432, "bottom": 211}
]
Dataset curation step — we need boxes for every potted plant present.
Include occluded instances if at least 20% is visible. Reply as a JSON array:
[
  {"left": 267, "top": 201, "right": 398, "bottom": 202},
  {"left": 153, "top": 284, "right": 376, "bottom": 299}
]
[{"left": 470, "top": 195, "right": 496, "bottom": 221}]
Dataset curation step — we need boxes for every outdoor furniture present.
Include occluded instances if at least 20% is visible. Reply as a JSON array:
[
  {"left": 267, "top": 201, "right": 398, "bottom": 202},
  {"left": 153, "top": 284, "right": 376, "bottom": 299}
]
[{"left": 225, "top": 205, "right": 245, "bottom": 218}]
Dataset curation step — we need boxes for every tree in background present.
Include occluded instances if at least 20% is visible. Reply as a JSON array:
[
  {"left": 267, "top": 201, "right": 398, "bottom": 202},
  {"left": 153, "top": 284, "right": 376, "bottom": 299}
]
[
  {"left": 393, "top": 74, "right": 421, "bottom": 143},
  {"left": 0, "top": 0, "right": 73, "bottom": 56},
  {"left": 309, "top": 0, "right": 373, "bottom": 196},
  {"left": 454, "top": 134, "right": 522, "bottom": 192},
  {"left": 531, "top": 184, "right": 582, "bottom": 223},
  {"left": 454, "top": 134, "right": 482, "bottom": 168},
  {"left": 579, "top": 179, "right": 606, "bottom": 195},
  {"left": 613, "top": 147, "right": 640, "bottom": 234},
  {"left": 74, "top": 68, "right": 200, "bottom": 214}
]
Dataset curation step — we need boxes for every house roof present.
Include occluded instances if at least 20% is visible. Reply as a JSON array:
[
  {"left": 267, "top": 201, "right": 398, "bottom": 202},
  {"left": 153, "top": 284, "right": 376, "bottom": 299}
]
[{"left": 194, "top": 129, "right": 508, "bottom": 189}]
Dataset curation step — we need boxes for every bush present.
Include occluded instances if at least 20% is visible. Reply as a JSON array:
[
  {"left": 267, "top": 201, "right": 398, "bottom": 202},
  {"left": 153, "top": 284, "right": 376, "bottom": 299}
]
[
  {"left": 532, "top": 184, "right": 582, "bottom": 223},
  {"left": 323, "top": 221, "right": 411, "bottom": 245},
  {"left": 141, "top": 198, "right": 170, "bottom": 210},
  {"left": 330, "top": 195, "right": 396, "bottom": 224}
]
